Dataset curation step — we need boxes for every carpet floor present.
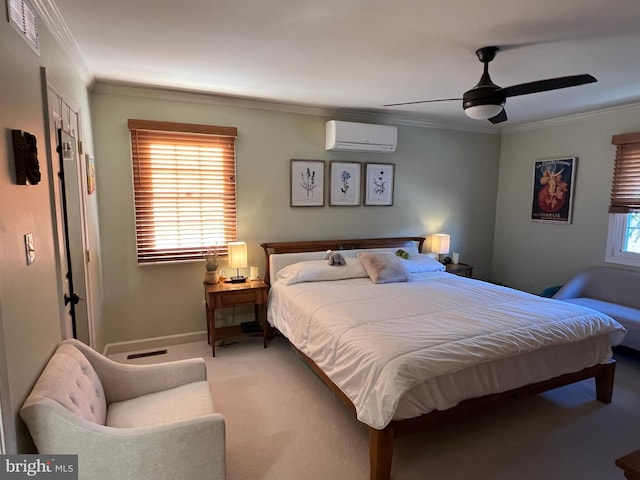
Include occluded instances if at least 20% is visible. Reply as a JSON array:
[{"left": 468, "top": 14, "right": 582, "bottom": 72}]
[{"left": 110, "top": 336, "right": 640, "bottom": 480}]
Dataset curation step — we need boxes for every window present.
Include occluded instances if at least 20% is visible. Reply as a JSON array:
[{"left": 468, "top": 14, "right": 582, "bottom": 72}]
[
  {"left": 605, "top": 132, "right": 640, "bottom": 267},
  {"left": 128, "top": 120, "right": 238, "bottom": 264}
]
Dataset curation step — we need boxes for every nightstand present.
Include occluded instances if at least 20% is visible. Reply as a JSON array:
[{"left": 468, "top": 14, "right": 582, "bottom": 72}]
[
  {"left": 203, "top": 279, "right": 269, "bottom": 357},
  {"left": 445, "top": 262, "right": 474, "bottom": 278},
  {"left": 616, "top": 449, "right": 640, "bottom": 480}
]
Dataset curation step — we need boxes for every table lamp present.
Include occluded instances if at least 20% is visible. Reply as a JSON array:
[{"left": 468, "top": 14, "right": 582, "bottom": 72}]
[
  {"left": 227, "top": 241, "right": 248, "bottom": 283},
  {"left": 431, "top": 234, "right": 450, "bottom": 263}
]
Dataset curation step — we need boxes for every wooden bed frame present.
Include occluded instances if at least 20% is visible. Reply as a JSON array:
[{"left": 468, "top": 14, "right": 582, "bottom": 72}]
[{"left": 261, "top": 237, "right": 616, "bottom": 480}]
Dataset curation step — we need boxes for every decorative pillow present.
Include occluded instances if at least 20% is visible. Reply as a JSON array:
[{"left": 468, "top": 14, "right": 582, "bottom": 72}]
[
  {"left": 276, "top": 258, "right": 368, "bottom": 285},
  {"left": 357, "top": 252, "right": 410, "bottom": 284},
  {"left": 401, "top": 254, "right": 446, "bottom": 273}
]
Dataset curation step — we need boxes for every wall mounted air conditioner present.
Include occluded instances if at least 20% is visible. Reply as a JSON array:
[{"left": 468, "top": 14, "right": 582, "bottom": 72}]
[{"left": 325, "top": 120, "right": 397, "bottom": 153}]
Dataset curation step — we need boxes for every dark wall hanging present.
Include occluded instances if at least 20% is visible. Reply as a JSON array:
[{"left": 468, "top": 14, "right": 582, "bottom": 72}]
[{"left": 12, "top": 129, "right": 41, "bottom": 185}]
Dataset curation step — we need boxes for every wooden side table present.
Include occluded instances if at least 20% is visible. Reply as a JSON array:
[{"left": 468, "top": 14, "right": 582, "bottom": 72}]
[
  {"left": 445, "top": 262, "right": 474, "bottom": 278},
  {"left": 616, "top": 449, "right": 640, "bottom": 480},
  {"left": 203, "top": 279, "right": 269, "bottom": 357}
]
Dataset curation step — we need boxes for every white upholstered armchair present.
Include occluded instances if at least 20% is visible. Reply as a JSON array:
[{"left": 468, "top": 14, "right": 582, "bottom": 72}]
[{"left": 20, "top": 339, "right": 225, "bottom": 480}]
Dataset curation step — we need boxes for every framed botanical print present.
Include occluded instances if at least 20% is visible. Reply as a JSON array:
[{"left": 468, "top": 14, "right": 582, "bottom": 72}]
[
  {"left": 364, "top": 163, "right": 394, "bottom": 206},
  {"left": 329, "top": 161, "right": 361, "bottom": 206},
  {"left": 290, "top": 159, "right": 325, "bottom": 207}
]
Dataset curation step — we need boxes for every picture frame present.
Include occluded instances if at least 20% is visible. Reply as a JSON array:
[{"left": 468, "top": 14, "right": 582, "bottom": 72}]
[
  {"left": 329, "top": 161, "right": 361, "bottom": 206},
  {"left": 290, "top": 159, "right": 325, "bottom": 207},
  {"left": 364, "top": 163, "right": 394, "bottom": 206},
  {"left": 531, "top": 157, "right": 577, "bottom": 224},
  {"left": 86, "top": 154, "right": 96, "bottom": 194}
]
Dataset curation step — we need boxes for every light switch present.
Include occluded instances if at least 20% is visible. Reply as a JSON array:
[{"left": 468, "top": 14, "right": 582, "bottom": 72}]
[{"left": 24, "top": 233, "right": 35, "bottom": 265}]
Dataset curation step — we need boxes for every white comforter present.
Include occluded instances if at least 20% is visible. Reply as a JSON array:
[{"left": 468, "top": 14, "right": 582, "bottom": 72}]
[{"left": 268, "top": 272, "right": 626, "bottom": 429}]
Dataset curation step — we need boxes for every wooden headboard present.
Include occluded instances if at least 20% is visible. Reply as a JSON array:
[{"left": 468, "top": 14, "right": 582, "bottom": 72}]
[{"left": 260, "top": 236, "right": 425, "bottom": 284}]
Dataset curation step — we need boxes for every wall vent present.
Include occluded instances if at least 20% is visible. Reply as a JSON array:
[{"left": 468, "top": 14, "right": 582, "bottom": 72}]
[
  {"left": 7, "top": 0, "right": 40, "bottom": 56},
  {"left": 126, "top": 349, "right": 168, "bottom": 360}
]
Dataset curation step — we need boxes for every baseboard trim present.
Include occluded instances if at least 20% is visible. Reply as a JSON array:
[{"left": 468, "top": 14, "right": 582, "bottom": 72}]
[{"left": 103, "top": 331, "right": 207, "bottom": 356}]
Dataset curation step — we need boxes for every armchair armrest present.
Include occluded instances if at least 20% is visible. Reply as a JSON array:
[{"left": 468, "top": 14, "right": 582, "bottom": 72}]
[
  {"left": 553, "top": 271, "right": 590, "bottom": 299},
  {"left": 21, "top": 401, "right": 226, "bottom": 480},
  {"left": 65, "top": 340, "right": 208, "bottom": 404}
]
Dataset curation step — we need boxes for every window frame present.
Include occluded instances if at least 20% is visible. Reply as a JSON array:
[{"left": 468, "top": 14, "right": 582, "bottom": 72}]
[
  {"left": 605, "top": 213, "right": 640, "bottom": 267},
  {"left": 605, "top": 131, "right": 640, "bottom": 267},
  {"left": 128, "top": 119, "right": 238, "bottom": 265}
]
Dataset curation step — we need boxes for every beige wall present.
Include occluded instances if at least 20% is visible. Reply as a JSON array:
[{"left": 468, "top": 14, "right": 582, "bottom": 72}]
[
  {"left": 493, "top": 106, "right": 640, "bottom": 294},
  {"left": 90, "top": 84, "right": 501, "bottom": 350},
  {"left": 0, "top": 17, "right": 97, "bottom": 451}
]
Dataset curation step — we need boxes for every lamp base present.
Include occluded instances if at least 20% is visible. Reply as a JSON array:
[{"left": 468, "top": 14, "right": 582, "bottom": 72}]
[{"left": 227, "top": 276, "right": 247, "bottom": 283}]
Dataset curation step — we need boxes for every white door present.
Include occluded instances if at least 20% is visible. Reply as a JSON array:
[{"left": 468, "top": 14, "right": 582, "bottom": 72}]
[
  {"left": 57, "top": 128, "right": 90, "bottom": 340},
  {"left": 44, "top": 73, "right": 92, "bottom": 344}
]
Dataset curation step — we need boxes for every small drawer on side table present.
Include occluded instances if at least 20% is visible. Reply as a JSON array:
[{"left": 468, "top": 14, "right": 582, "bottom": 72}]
[
  {"left": 215, "top": 289, "right": 261, "bottom": 308},
  {"left": 445, "top": 262, "right": 474, "bottom": 278}
]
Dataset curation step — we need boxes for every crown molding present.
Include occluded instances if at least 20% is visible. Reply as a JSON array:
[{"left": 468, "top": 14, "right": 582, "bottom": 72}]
[
  {"left": 31, "top": 0, "right": 93, "bottom": 85},
  {"left": 503, "top": 101, "right": 640, "bottom": 133},
  {"left": 91, "top": 81, "right": 500, "bottom": 134}
]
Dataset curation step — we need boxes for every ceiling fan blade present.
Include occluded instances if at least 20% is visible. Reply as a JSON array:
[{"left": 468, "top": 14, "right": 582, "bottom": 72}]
[
  {"left": 383, "top": 98, "right": 462, "bottom": 107},
  {"left": 488, "top": 109, "right": 507, "bottom": 124},
  {"left": 501, "top": 74, "right": 596, "bottom": 98}
]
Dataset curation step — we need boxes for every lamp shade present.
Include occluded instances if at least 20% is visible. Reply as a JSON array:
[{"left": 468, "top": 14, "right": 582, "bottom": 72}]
[
  {"left": 431, "top": 234, "right": 450, "bottom": 255},
  {"left": 227, "top": 241, "right": 248, "bottom": 269},
  {"left": 465, "top": 104, "right": 503, "bottom": 120}
]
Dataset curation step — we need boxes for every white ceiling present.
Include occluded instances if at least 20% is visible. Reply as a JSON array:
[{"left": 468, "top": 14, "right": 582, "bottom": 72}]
[{"left": 45, "top": 0, "right": 640, "bottom": 131}]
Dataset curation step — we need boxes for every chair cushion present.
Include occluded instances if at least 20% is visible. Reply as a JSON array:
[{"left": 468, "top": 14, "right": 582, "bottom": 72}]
[
  {"left": 560, "top": 297, "right": 639, "bottom": 349},
  {"left": 29, "top": 343, "right": 107, "bottom": 425},
  {"left": 560, "top": 298, "right": 640, "bottom": 325},
  {"left": 106, "top": 381, "right": 216, "bottom": 428}
]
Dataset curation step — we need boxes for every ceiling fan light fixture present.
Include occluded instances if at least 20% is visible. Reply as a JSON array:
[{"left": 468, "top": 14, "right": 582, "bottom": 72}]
[
  {"left": 384, "top": 46, "right": 596, "bottom": 124},
  {"left": 464, "top": 104, "right": 504, "bottom": 120}
]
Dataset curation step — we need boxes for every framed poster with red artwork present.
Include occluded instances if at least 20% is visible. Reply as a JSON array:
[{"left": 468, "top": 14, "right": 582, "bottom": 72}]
[{"left": 531, "top": 157, "right": 577, "bottom": 224}]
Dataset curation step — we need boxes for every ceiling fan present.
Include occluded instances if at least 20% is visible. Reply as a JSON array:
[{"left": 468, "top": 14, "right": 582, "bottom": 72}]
[{"left": 384, "top": 46, "right": 597, "bottom": 124}]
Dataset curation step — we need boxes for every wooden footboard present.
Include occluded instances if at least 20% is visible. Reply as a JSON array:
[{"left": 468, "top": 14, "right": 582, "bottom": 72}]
[
  {"left": 290, "top": 340, "right": 616, "bottom": 480},
  {"left": 367, "top": 359, "right": 615, "bottom": 480}
]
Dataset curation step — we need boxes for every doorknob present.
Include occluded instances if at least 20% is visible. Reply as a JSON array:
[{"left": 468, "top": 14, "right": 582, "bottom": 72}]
[{"left": 64, "top": 293, "right": 81, "bottom": 305}]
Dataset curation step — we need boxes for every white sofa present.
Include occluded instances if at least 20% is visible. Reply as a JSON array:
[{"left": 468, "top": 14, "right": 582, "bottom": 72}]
[
  {"left": 553, "top": 266, "right": 639, "bottom": 350},
  {"left": 20, "top": 339, "right": 226, "bottom": 480}
]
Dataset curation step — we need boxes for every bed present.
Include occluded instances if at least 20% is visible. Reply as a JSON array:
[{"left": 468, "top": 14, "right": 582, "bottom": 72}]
[{"left": 260, "top": 237, "right": 626, "bottom": 480}]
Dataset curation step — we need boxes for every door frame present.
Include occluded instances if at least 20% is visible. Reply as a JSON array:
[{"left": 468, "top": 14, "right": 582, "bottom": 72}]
[
  {"left": 0, "top": 307, "right": 15, "bottom": 453},
  {"left": 41, "top": 67, "right": 95, "bottom": 346}
]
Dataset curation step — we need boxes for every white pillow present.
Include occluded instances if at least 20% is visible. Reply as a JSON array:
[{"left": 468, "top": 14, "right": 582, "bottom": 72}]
[
  {"left": 276, "top": 258, "right": 368, "bottom": 285},
  {"left": 401, "top": 254, "right": 445, "bottom": 273},
  {"left": 268, "top": 246, "right": 421, "bottom": 283}
]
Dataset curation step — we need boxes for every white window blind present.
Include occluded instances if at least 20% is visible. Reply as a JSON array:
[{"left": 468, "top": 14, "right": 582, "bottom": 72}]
[{"left": 128, "top": 119, "right": 238, "bottom": 264}]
